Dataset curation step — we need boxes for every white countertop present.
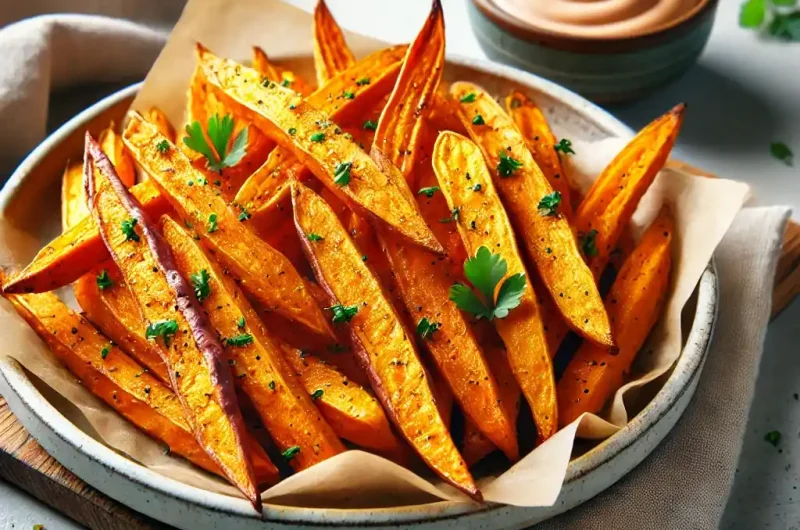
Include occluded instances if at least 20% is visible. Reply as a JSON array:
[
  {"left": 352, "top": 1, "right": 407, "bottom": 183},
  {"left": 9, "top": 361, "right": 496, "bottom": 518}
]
[{"left": 2, "top": 0, "right": 798, "bottom": 528}]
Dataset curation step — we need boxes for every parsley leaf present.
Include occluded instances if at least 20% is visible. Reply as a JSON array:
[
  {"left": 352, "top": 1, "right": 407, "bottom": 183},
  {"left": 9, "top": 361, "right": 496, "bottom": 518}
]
[
  {"left": 288, "top": 127, "right": 297, "bottom": 136},
  {"left": 449, "top": 246, "right": 527, "bottom": 320},
  {"left": 770, "top": 141, "right": 794, "bottom": 165},
  {"left": 183, "top": 114, "right": 248, "bottom": 172},
  {"left": 580, "top": 229, "right": 599, "bottom": 257},
  {"left": 538, "top": 191, "right": 562, "bottom": 216},
  {"left": 146, "top": 320, "right": 179, "bottom": 347},
  {"left": 237, "top": 316, "right": 246, "bottom": 329},
  {"left": 439, "top": 207, "right": 460, "bottom": 223},
  {"left": 307, "top": 233, "right": 324, "bottom": 241},
  {"left": 311, "top": 389, "right": 324, "bottom": 400},
  {"left": 328, "top": 303, "right": 359, "bottom": 324},
  {"left": 472, "top": 114, "right": 485, "bottom": 125},
  {"left": 769, "top": 11, "right": 800, "bottom": 40},
  {"left": 460, "top": 92, "right": 477, "bottom": 103},
  {"left": 343, "top": 90, "right": 355, "bottom": 100},
  {"left": 121, "top": 218, "right": 140, "bottom": 242},
  {"left": 310, "top": 132, "right": 326, "bottom": 143},
  {"left": 554, "top": 139, "right": 575, "bottom": 155},
  {"left": 281, "top": 78, "right": 292, "bottom": 87},
  {"left": 101, "top": 346, "right": 110, "bottom": 359},
  {"left": 416, "top": 318, "right": 441, "bottom": 340},
  {"left": 282, "top": 445, "right": 301, "bottom": 460},
  {"left": 765, "top": 430, "right": 781, "bottom": 447},
  {"left": 226, "top": 334, "right": 253, "bottom": 347},
  {"left": 156, "top": 140, "right": 170, "bottom": 153},
  {"left": 190, "top": 269, "right": 211, "bottom": 302},
  {"left": 740, "top": 0, "right": 767, "bottom": 28},
  {"left": 96, "top": 269, "right": 113, "bottom": 290},
  {"left": 238, "top": 207, "right": 251, "bottom": 222},
  {"left": 418, "top": 186, "right": 439, "bottom": 197},
  {"left": 363, "top": 120, "right": 378, "bottom": 131},
  {"left": 356, "top": 77, "right": 371, "bottom": 86},
  {"left": 497, "top": 151, "right": 523, "bottom": 177},
  {"left": 334, "top": 162, "right": 353, "bottom": 186},
  {"left": 207, "top": 213, "right": 218, "bottom": 233}
]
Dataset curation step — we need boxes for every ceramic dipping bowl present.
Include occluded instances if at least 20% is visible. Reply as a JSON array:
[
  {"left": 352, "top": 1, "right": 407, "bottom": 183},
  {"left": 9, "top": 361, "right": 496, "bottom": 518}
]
[{"left": 468, "top": 0, "right": 719, "bottom": 102}]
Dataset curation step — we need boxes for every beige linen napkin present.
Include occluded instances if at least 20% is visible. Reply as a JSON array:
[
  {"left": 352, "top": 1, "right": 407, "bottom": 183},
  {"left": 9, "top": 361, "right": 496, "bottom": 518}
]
[{"left": 0, "top": 3, "right": 792, "bottom": 528}]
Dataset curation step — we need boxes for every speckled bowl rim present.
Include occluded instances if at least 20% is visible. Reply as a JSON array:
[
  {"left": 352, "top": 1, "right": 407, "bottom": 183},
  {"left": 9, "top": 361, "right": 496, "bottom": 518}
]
[{"left": 0, "top": 54, "right": 717, "bottom": 526}]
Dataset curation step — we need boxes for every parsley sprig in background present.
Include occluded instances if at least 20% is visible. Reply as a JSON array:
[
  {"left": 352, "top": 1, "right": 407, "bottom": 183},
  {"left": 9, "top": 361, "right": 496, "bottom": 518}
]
[{"left": 740, "top": 0, "right": 800, "bottom": 41}]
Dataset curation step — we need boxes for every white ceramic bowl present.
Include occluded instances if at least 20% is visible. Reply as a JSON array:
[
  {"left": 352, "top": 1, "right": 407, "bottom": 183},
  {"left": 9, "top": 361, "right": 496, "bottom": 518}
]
[{"left": 0, "top": 55, "right": 717, "bottom": 530}]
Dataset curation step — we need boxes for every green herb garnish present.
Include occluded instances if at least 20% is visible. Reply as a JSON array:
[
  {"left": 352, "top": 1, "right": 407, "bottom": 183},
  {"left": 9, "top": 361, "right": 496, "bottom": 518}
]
[
  {"left": 207, "top": 213, "right": 218, "bottom": 233},
  {"left": 288, "top": 127, "right": 297, "bottom": 136},
  {"left": 471, "top": 183, "right": 482, "bottom": 192},
  {"left": 343, "top": 90, "right": 355, "bottom": 100},
  {"left": 156, "top": 140, "right": 170, "bottom": 153},
  {"left": 416, "top": 318, "right": 441, "bottom": 340},
  {"left": 439, "top": 206, "right": 460, "bottom": 223},
  {"left": 509, "top": 98, "right": 521, "bottom": 109},
  {"left": 226, "top": 334, "right": 254, "bottom": 347},
  {"left": 183, "top": 114, "right": 248, "bottom": 172},
  {"left": 146, "top": 320, "right": 179, "bottom": 347},
  {"left": 269, "top": 380, "right": 276, "bottom": 390},
  {"left": 765, "top": 430, "right": 781, "bottom": 447},
  {"left": 554, "top": 138, "right": 575, "bottom": 155},
  {"left": 497, "top": 151, "right": 523, "bottom": 177},
  {"left": 237, "top": 316, "right": 246, "bottom": 329},
  {"left": 310, "top": 132, "right": 326, "bottom": 143},
  {"left": 328, "top": 303, "right": 359, "bottom": 324},
  {"left": 190, "top": 269, "right": 211, "bottom": 302},
  {"left": 281, "top": 78, "right": 292, "bottom": 87},
  {"left": 580, "top": 229, "right": 599, "bottom": 257},
  {"left": 101, "top": 346, "right": 110, "bottom": 359},
  {"left": 460, "top": 93, "right": 477, "bottom": 103},
  {"left": 771, "top": 141, "right": 794, "bottom": 165},
  {"left": 418, "top": 186, "right": 439, "bottom": 197},
  {"left": 96, "top": 269, "right": 113, "bottom": 290},
  {"left": 238, "top": 207, "right": 251, "bottom": 222},
  {"left": 449, "top": 246, "right": 526, "bottom": 320},
  {"left": 311, "top": 389, "right": 324, "bottom": 401},
  {"left": 356, "top": 77, "right": 370, "bottom": 86},
  {"left": 120, "top": 218, "right": 140, "bottom": 242},
  {"left": 307, "top": 233, "right": 324, "bottom": 242},
  {"left": 334, "top": 161, "right": 353, "bottom": 186},
  {"left": 538, "top": 191, "right": 562, "bottom": 216},
  {"left": 472, "top": 114, "right": 485, "bottom": 125},
  {"left": 740, "top": 0, "right": 800, "bottom": 41},
  {"left": 363, "top": 120, "right": 378, "bottom": 131},
  {"left": 282, "top": 445, "right": 301, "bottom": 461}
]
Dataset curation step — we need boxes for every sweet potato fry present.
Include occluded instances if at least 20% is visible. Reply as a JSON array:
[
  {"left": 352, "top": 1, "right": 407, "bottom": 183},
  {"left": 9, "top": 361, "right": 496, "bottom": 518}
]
[
  {"left": 367, "top": 2, "right": 518, "bottom": 460},
  {"left": 450, "top": 82, "right": 613, "bottom": 348},
  {"left": 291, "top": 180, "right": 479, "bottom": 500},
  {"left": 312, "top": 0, "right": 355, "bottom": 86},
  {"left": 195, "top": 45, "right": 442, "bottom": 254},
  {"left": 234, "top": 45, "right": 409, "bottom": 221},
  {"left": 432, "top": 131, "right": 557, "bottom": 441},
  {"left": 1, "top": 288, "right": 279, "bottom": 486},
  {"left": 61, "top": 161, "right": 87, "bottom": 231},
  {"left": 252, "top": 46, "right": 314, "bottom": 97},
  {"left": 84, "top": 135, "right": 261, "bottom": 510},
  {"left": 159, "top": 216, "right": 346, "bottom": 470},
  {"left": 3, "top": 179, "right": 170, "bottom": 295},
  {"left": 505, "top": 90, "right": 573, "bottom": 218},
  {"left": 98, "top": 124, "right": 136, "bottom": 188},
  {"left": 277, "top": 343, "right": 402, "bottom": 455},
  {"left": 122, "top": 115, "right": 333, "bottom": 340},
  {"left": 574, "top": 104, "right": 684, "bottom": 279},
  {"left": 73, "top": 264, "right": 170, "bottom": 384},
  {"left": 144, "top": 106, "right": 176, "bottom": 143},
  {"left": 558, "top": 208, "right": 673, "bottom": 426}
]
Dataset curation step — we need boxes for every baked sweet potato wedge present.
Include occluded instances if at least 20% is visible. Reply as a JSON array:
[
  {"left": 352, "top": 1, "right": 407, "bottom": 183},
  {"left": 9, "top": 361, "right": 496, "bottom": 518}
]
[
  {"left": 84, "top": 135, "right": 261, "bottom": 510},
  {"left": 3, "top": 179, "right": 169, "bottom": 294},
  {"left": 432, "top": 131, "right": 557, "bottom": 442},
  {"left": 559, "top": 208, "right": 673, "bottom": 426},
  {"left": 235, "top": 45, "right": 408, "bottom": 219},
  {"left": 122, "top": 115, "right": 333, "bottom": 340},
  {"left": 253, "top": 46, "right": 315, "bottom": 97},
  {"left": 73, "top": 264, "right": 170, "bottom": 384},
  {"left": 159, "top": 216, "right": 346, "bottom": 470},
  {"left": 504, "top": 91, "right": 573, "bottom": 218},
  {"left": 291, "top": 180, "right": 479, "bottom": 500},
  {"left": 368, "top": 1, "right": 518, "bottom": 461},
  {"left": 145, "top": 106, "right": 176, "bottom": 143},
  {"left": 312, "top": 0, "right": 355, "bottom": 86},
  {"left": 450, "top": 82, "right": 613, "bottom": 348},
  {"left": 195, "top": 45, "right": 442, "bottom": 254},
  {"left": 574, "top": 104, "right": 684, "bottom": 279},
  {"left": 278, "top": 343, "right": 402, "bottom": 455},
  {"left": 61, "top": 161, "right": 87, "bottom": 232},
  {"left": 1, "top": 288, "right": 279, "bottom": 486},
  {"left": 98, "top": 124, "right": 137, "bottom": 189}
]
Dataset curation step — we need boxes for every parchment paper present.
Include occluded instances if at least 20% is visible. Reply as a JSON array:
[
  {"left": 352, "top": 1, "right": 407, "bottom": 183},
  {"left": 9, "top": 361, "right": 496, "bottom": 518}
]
[{"left": 0, "top": 0, "right": 751, "bottom": 509}]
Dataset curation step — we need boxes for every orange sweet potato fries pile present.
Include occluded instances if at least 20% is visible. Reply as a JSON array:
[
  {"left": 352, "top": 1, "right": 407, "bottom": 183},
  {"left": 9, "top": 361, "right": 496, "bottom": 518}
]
[{"left": 1, "top": 0, "right": 685, "bottom": 509}]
